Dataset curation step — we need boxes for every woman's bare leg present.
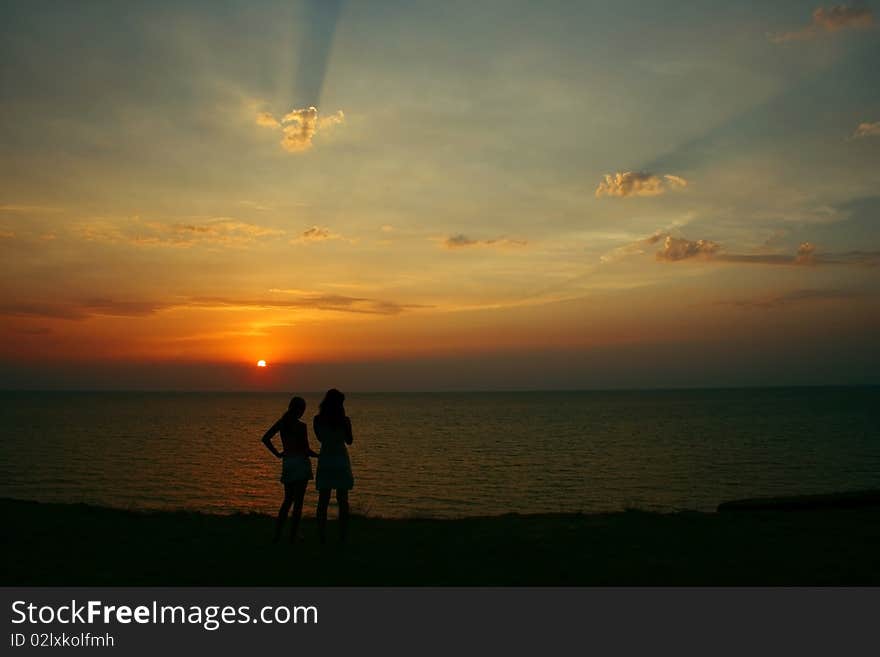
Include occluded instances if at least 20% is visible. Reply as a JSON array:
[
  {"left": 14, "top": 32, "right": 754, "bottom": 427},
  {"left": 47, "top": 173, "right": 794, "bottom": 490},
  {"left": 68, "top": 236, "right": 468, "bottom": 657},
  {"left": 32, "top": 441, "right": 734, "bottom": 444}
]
[
  {"left": 317, "top": 488, "right": 331, "bottom": 544},
  {"left": 336, "top": 489, "right": 350, "bottom": 543},
  {"left": 289, "top": 481, "right": 307, "bottom": 543},
  {"left": 274, "top": 484, "right": 295, "bottom": 542}
]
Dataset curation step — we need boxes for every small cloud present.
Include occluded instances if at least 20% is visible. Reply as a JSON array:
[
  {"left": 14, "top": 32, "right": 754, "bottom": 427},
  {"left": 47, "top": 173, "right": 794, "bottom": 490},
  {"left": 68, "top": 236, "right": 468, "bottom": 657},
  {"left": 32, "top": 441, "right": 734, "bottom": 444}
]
[
  {"left": 255, "top": 112, "right": 280, "bottom": 128},
  {"left": 656, "top": 236, "right": 720, "bottom": 261},
  {"left": 718, "top": 288, "right": 861, "bottom": 310},
  {"left": 190, "top": 294, "right": 426, "bottom": 316},
  {"left": 75, "top": 217, "right": 283, "bottom": 248},
  {"left": 813, "top": 5, "right": 874, "bottom": 30},
  {"left": 291, "top": 225, "right": 345, "bottom": 244},
  {"left": 605, "top": 232, "right": 879, "bottom": 267},
  {"left": 595, "top": 172, "right": 688, "bottom": 198},
  {"left": 0, "top": 204, "right": 63, "bottom": 214},
  {"left": 0, "top": 230, "right": 15, "bottom": 239},
  {"left": 771, "top": 5, "right": 874, "bottom": 43},
  {"left": 238, "top": 200, "right": 273, "bottom": 211},
  {"left": 794, "top": 242, "right": 817, "bottom": 265},
  {"left": 852, "top": 121, "right": 880, "bottom": 138},
  {"left": 381, "top": 224, "right": 394, "bottom": 233},
  {"left": 600, "top": 232, "right": 666, "bottom": 263},
  {"left": 256, "top": 106, "right": 345, "bottom": 152},
  {"left": 0, "top": 298, "right": 173, "bottom": 320},
  {"left": 442, "top": 234, "right": 528, "bottom": 249}
]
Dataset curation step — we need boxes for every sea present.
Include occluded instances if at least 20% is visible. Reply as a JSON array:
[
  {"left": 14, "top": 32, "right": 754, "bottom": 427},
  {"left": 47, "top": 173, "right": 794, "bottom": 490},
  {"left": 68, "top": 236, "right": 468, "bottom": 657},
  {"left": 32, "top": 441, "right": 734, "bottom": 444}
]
[{"left": 1, "top": 387, "right": 878, "bottom": 518}]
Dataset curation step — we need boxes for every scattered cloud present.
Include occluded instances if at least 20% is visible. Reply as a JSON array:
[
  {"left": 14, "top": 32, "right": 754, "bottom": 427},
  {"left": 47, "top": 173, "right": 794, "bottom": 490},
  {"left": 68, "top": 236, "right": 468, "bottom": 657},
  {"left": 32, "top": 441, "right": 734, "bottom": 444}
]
[
  {"left": 0, "top": 204, "right": 63, "bottom": 214},
  {"left": 605, "top": 233, "right": 880, "bottom": 267},
  {"left": 771, "top": 5, "right": 874, "bottom": 43},
  {"left": 442, "top": 234, "right": 528, "bottom": 249},
  {"left": 717, "top": 288, "right": 862, "bottom": 310},
  {"left": 656, "top": 236, "right": 720, "bottom": 261},
  {"left": 813, "top": 5, "right": 874, "bottom": 30},
  {"left": 188, "top": 295, "right": 426, "bottom": 316},
  {"left": 0, "top": 292, "right": 427, "bottom": 321},
  {"left": 238, "top": 200, "right": 273, "bottom": 211},
  {"left": 291, "top": 225, "right": 347, "bottom": 244},
  {"left": 595, "top": 172, "right": 688, "bottom": 198},
  {"left": 852, "top": 121, "right": 880, "bottom": 138},
  {"left": 255, "top": 112, "right": 280, "bottom": 128},
  {"left": 256, "top": 106, "right": 345, "bottom": 152},
  {"left": 75, "top": 217, "right": 283, "bottom": 248},
  {"left": 600, "top": 232, "right": 666, "bottom": 263},
  {"left": 0, "top": 299, "right": 174, "bottom": 320}
]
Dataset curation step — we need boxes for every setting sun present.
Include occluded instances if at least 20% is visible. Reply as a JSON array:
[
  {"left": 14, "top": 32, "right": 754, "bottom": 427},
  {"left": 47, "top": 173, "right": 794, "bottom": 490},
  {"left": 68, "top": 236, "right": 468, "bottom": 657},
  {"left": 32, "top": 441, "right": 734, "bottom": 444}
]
[{"left": 257, "top": 360, "right": 267, "bottom": 368}]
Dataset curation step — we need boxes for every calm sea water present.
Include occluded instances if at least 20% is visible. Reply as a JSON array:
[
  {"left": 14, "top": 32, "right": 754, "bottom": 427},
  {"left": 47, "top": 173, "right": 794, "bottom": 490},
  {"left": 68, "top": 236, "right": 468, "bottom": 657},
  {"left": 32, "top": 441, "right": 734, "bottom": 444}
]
[{"left": 1, "top": 388, "right": 878, "bottom": 517}]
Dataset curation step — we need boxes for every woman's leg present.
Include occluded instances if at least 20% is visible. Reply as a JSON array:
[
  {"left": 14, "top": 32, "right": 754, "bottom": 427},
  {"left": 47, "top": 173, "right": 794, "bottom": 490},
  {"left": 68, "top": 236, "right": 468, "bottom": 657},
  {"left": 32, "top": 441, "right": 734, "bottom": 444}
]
[
  {"left": 316, "top": 488, "right": 331, "bottom": 544},
  {"left": 336, "top": 489, "right": 350, "bottom": 543},
  {"left": 274, "top": 483, "right": 295, "bottom": 542},
  {"left": 288, "top": 481, "right": 307, "bottom": 543}
]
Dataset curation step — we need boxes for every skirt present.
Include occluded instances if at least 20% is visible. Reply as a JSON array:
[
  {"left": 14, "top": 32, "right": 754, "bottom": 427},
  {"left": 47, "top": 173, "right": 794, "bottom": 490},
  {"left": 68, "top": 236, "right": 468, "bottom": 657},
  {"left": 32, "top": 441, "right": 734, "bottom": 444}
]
[
  {"left": 280, "top": 455, "right": 313, "bottom": 484},
  {"left": 315, "top": 453, "right": 354, "bottom": 491}
]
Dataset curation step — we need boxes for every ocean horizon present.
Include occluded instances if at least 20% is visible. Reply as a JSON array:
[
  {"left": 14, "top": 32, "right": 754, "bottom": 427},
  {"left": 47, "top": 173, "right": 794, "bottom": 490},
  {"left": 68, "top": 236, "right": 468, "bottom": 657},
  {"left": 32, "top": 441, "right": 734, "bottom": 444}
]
[{"left": 2, "top": 386, "right": 878, "bottom": 519}]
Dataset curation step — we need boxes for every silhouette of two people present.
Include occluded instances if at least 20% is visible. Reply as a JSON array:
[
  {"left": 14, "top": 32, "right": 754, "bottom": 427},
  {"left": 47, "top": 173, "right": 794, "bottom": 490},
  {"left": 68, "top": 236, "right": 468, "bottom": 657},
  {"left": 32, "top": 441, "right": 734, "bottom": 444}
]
[{"left": 262, "top": 388, "right": 354, "bottom": 544}]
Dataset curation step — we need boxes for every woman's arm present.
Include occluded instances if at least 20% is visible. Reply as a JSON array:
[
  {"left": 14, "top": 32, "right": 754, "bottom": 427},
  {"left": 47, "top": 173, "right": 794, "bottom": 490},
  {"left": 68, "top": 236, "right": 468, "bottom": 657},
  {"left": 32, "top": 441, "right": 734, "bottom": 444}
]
[
  {"left": 261, "top": 419, "right": 283, "bottom": 458},
  {"left": 344, "top": 417, "right": 353, "bottom": 445},
  {"left": 301, "top": 423, "right": 319, "bottom": 458}
]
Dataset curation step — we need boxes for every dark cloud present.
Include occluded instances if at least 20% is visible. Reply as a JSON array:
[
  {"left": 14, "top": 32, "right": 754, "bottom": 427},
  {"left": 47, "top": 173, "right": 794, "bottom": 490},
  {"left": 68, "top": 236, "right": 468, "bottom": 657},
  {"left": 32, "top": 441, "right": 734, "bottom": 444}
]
[
  {"left": 0, "top": 293, "right": 425, "bottom": 321},
  {"left": 771, "top": 5, "right": 874, "bottom": 42},
  {"left": 189, "top": 295, "right": 426, "bottom": 316},
  {"left": 717, "top": 288, "right": 863, "bottom": 310},
  {"left": 443, "top": 234, "right": 527, "bottom": 249}
]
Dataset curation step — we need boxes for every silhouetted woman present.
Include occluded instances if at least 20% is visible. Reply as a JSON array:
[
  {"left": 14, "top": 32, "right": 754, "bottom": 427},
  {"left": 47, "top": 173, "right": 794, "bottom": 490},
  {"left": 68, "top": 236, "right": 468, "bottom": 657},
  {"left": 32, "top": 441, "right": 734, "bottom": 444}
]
[
  {"left": 313, "top": 388, "right": 354, "bottom": 543},
  {"left": 262, "top": 396, "right": 318, "bottom": 543}
]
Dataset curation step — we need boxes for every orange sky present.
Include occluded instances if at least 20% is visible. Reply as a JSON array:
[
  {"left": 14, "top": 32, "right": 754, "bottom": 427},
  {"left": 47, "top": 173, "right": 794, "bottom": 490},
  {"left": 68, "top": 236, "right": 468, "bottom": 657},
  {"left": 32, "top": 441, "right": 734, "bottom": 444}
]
[{"left": 1, "top": 1, "right": 879, "bottom": 389}]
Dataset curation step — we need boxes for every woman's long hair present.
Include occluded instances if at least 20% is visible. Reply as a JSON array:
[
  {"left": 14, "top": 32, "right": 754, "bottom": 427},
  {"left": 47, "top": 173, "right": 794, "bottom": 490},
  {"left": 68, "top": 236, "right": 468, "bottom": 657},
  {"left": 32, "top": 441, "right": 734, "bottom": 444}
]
[
  {"left": 317, "top": 388, "right": 346, "bottom": 426},
  {"left": 283, "top": 395, "right": 305, "bottom": 420}
]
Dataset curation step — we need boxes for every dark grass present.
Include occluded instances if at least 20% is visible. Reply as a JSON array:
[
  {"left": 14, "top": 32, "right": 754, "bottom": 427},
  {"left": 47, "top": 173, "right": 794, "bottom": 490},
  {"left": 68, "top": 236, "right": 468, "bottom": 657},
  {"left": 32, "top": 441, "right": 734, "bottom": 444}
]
[{"left": 2, "top": 497, "right": 879, "bottom": 585}]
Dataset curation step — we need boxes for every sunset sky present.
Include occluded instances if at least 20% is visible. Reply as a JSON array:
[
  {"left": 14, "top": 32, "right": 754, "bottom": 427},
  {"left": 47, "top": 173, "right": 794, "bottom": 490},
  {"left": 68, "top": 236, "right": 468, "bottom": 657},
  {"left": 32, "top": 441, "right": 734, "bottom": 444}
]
[{"left": 1, "top": 1, "right": 879, "bottom": 390}]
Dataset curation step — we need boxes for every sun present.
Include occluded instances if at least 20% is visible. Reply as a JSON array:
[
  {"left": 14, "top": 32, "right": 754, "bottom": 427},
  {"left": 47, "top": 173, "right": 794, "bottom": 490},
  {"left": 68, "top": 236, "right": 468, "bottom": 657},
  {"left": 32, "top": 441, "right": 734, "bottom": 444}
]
[{"left": 256, "top": 360, "right": 267, "bottom": 368}]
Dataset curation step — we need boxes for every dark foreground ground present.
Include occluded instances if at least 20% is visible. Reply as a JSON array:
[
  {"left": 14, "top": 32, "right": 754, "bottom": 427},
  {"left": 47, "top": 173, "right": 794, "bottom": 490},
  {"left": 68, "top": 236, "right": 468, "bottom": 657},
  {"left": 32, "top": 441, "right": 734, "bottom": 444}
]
[{"left": 3, "top": 495, "right": 879, "bottom": 585}]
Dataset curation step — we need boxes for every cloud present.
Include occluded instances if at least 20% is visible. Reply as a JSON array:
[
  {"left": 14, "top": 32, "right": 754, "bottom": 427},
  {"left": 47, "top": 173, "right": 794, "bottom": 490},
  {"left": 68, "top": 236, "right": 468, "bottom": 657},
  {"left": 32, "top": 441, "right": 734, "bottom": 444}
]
[
  {"left": 661, "top": 238, "right": 880, "bottom": 266},
  {"left": 76, "top": 217, "right": 283, "bottom": 248},
  {"left": 255, "top": 112, "right": 280, "bottom": 128},
  {"left": 771, "top": 5, "right": 874, "bottom": 42},
  {"left": 0, "top": 299, "right": 174, "bottom": 320},
  {"left": 290, "top": 225, "right": 347, "bottom": 244},
  {"left": 606, "top": 232, "right": 880, "bottom": 267},
  {"left": 852, "top": 121, "right": 880, "bottom": 138},
  {"left": 599, "top": 232, "right": 666, "bottom": 263},
  {"left": 0, "top": 204, "right": 63, "bottom": 214},
  {"left": 595, "top": 172, "right": 688, "bottom": 198},
  {"left": 256, "top": 106, "right": 345, "bottom": 152},
  {"left": 813, "top": 5, "right": 874, "bottom": 30},
  {"left": 656, "top": 236, "right": 720, "bottom": 261},
  {"left": 718, "top": 288, "right": 862, "bottom": 310},
  {"left": 0, "top": 293, "right": 426, "bottom": 321},
  {"left": 442, "top": 234, "right": 528, "bottom": 249},
  {"left": 189, "top": 295, "right": 426, "bottom": 316}
]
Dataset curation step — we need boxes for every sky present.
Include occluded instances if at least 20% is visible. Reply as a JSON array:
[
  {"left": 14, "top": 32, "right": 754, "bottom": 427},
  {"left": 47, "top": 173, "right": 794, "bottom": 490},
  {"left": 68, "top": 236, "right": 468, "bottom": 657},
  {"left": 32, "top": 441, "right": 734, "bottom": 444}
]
[{"left": 1, "top": 0, "right": 879, "bottom": 391}]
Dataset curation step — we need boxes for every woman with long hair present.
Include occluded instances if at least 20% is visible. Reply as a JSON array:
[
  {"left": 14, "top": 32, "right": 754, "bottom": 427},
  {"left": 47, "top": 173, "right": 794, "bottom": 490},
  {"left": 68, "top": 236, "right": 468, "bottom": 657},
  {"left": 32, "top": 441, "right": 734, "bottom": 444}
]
[
  {"left": 261, "top": 396, "right": 318, "bottom": 543},
  {"left": 313, "top": 388, "right": 354, "bottom": 543}
]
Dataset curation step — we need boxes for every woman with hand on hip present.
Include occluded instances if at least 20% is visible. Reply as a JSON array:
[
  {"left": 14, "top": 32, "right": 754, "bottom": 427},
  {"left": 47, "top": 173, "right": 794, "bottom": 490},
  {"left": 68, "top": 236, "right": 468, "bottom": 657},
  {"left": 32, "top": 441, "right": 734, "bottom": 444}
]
[
  {"left": 313, "top": 388, "right": 354, "bottom": 544},
  {"left": 261, "top": 396, "right": 318, "bottom": 543}
]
